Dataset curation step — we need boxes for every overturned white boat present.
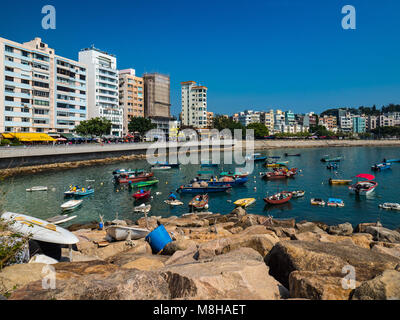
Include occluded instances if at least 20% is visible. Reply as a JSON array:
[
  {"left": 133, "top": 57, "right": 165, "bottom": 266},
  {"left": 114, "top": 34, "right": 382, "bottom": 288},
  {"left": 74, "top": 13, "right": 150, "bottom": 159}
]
[
  {"left": 1, "top": 212, "right": 79, "bottom": 245},
  {"left": 107, "top": 225, "right": 150, "bottom": 241},
  {"left": 133, "top": 204, "right": 152, "bottom": 213},
  {"left": 379, "top": 203, "right": 400, "bottom": 211}
]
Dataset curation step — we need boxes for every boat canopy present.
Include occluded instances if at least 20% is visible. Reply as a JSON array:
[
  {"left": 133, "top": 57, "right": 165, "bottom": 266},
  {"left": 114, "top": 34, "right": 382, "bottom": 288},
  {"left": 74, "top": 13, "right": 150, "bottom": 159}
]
[
  {"left": 328, "top": 198, "right": 343, "bottom": 203},
  {"left": 356, "top": 174, "right": 375, "bottom": 181}
]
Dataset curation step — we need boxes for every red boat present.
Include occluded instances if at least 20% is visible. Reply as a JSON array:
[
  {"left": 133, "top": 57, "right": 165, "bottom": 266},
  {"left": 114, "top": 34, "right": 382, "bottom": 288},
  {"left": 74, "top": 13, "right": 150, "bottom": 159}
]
[
  {"left": 264, "top": 191, "right": 293, "bottom": 205},
  {"left": 262, "top": 168, "right": 297, "bottom": 180},
  {"left": 132, "top": 190, "right": 151, "bottom": 200},
  {"left": 118, "top": 173, "right": 154, "bottom": 184}
]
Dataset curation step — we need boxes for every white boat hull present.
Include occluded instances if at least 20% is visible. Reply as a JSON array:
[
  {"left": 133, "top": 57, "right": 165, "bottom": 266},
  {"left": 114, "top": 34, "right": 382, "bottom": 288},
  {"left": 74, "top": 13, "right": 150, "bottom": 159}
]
[
  {"left": 61, "top": 200, "right": 83, "bottom": 211},
  {"left": 26, "top": 186, "right": 48, "bottom": 192},
  {"left": 107, "top": 226, "right": 150, "bottom": 241},
  {"left": 1, "top": 212, "right": 79, "bottom": 245}
]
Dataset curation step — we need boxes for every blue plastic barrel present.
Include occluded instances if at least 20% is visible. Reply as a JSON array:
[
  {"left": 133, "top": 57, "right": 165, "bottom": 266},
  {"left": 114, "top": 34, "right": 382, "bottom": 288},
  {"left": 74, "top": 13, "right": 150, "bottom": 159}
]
[{"left": 145, "top": 225, "right": 173, "bottom": 253}]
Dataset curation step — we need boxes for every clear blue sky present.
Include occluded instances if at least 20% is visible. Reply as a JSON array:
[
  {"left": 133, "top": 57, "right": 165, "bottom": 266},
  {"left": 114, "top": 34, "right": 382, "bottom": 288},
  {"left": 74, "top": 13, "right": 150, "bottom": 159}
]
[{"left": 1, "top": 0, "right": 399, "bottom": 117}]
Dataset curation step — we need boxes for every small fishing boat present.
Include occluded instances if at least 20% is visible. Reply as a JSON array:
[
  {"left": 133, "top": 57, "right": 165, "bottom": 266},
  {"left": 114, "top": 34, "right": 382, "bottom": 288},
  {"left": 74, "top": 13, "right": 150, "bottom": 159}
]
[
  {"left": 201, "top": 161, "right": 219, "bottom": 168},
  {"left": 265, "top": 161, "right": 289, "bottom": 168},
  {"left": 311, "top": 198, "right": 326, "bottom": 206},
  {"left": 117, "top": 172, "right": 155, "bottom": 184},
  {"left": 234, "top": 198, "right": 256, "bottom": 208},
  {"left": 177, "top": 184, "right": 232, "bottom": 194},
  {"left": 327, "top": 198, "right": 345, "bottom": 207},
  {"left": 291, "top": 190, "right": 305, "bottom": 198},
  {"left": 321, "top": 156, "right": 343, "bottom": 163},
  {"left": 379, "top": 203, "right": 400, "bottom": 210},
  {"left": 264, "top": 192, "right": 293, "bottom": 205},
  {"left": 113, "top": 169, "right": 145, "bottom": 176},
  {"left": 192, "top": 176, "right": 248, "bottom": 187},
  {"left": 329, "top": 179, "right": 353, "bottom": 185},
  {"left": 261, "top": 168, "right": 297, "bottom": 180},
  {"left": 189, "top": 194, "right": 209, "bottom": 210},
  {"left": 327, "top": 163, "right": 339, "bottom": 170},
  {"left": 349, "top": 174, "right": 378, "bottom": 196},
  {"left": 129, "top": 180, "right": 159, "bottom": 188},
  {"left": 220, "top": 171, "right": 250, "bottom": 178},
  {"left": 151, "top": 166, "right": 172, "bottom": 171},
  {"left": 47, "top": 215, "right": 77, "bottom": 225},
  {"left": 151, "top": 161, "right": 180, "bottom": 168},
  {"left": 64, "top": 185, "right": 80, "bottom": 197},
  {"left": 133, "top": 204, "right": 152, "bottom": 213},
  {"left": 1, "top": 212, "right": 79, "bottom": 245},
  {"left": 132, "top": 190, "right": 151, "bottom": 200},
  {"left": 107, "top": 225, "right": 150, "bottom": 241},
  {"left": 26, "top": 186, "right": 48, "bottom": 192},
  {"left": 61, "top": 200, "right": 83, "bottom": 211},
  {"left": 74, "top": 187, "right": 94, "bottom": 197},
  {"left": 164, "top": 199, "right": 184, "bottom": 206},
  {"left": 245, "top": 153, "right": 268, "bottom": 162},
  {"left": 386, "top": 159, "right": 400, "bottom": 163},
  {"left": 285, "top": 153, "right": 301, "bottom": 157},
  {"left": 371, "top": 163, "right": 392, "bottom": 171}
]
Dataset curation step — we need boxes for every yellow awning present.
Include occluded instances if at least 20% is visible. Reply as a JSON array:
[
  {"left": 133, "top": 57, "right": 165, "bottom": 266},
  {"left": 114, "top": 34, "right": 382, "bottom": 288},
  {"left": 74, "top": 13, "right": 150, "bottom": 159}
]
[
  {"left": 11, "top": 133, "right": 56, "bottom": 142},
  {"left": 2, "top": 133, "right": 14, "bottom": 139}
]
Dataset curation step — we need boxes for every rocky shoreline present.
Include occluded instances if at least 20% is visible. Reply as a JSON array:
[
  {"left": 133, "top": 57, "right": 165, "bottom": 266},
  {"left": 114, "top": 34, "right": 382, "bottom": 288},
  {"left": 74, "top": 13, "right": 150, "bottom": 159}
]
[{"left": 1, "top": 208, "right": 400, "bottom": 300}]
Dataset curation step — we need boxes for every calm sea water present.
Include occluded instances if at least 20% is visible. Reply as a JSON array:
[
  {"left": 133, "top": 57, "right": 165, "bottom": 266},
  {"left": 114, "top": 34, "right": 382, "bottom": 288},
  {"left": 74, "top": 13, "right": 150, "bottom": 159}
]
[{"left": 1, "top": 146, "right": 400, "bottom": 229}]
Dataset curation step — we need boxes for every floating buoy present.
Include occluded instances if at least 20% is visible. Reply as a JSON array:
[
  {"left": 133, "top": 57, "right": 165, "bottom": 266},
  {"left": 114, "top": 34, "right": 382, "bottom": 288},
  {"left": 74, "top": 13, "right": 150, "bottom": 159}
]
[{"left": 254, "top": 187, "right": 257, "bottom": 191}]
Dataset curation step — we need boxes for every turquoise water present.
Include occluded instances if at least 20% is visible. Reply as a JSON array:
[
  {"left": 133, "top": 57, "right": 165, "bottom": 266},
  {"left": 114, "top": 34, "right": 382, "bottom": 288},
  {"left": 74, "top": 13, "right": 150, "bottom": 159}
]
[{"left": 1, "top": 146, "right": 400, "bottom": 229}]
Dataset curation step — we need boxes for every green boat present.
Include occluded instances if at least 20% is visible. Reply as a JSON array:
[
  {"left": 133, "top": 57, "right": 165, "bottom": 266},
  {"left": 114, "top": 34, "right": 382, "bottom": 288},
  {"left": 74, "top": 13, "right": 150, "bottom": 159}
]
[
  {"left": 129, "top": 180, "right": 159, "bottom": 188},
  {"left": 321, "top": 156, "right": 343, "bottom": 163}
]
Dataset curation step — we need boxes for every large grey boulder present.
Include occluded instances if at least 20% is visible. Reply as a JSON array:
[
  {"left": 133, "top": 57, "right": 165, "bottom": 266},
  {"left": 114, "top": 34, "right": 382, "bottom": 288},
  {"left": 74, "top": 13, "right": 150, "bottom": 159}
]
[
  {"left": 352, "top": 270, "right": 400, "bottom": 300},
  {"left": 328, "top": 223, "right": 354, "bottom": 236},
  {"left": 364, "top": 226, "right": 400, "bottom": 243},
  {"left": 265, "top": 241, "right": 400, "bottom": 290}
]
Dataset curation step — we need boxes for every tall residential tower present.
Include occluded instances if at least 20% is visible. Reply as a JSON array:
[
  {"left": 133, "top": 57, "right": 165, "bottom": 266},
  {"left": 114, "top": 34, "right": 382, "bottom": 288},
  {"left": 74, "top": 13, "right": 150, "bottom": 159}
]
[
  {"left": 79, "top": 47, "right": 122, "bottom": 137},
  {"left": 181, "top": 81, "right": 208, "bottom": 129}
]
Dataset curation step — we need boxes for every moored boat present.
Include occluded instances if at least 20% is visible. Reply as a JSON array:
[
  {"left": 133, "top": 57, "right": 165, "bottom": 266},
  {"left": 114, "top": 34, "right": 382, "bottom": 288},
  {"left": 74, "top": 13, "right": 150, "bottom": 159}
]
[
  {"left": 74, "top": 187, "right": 94, "bottom": 197},
  {"left": 151, "top": 166, "right": 172, "bottom": 171},
  {"left": 285, "top": 153, "right": 301, "bottom": 157},
  {"left": 329, "top": 179, "right": 352, "bottom": 185},
  {"left": 151, "top": 161, "right": 180, "bottom": 168},
  {"left": 164, "top": 199, "right": 184, "bottom": 206},
  {"left": 321, "top": 156, "right": 343, "bottom": 163},
  {"left": 264, "top": 192, "right": 292, "bottom": 205},
  {"left": 349, "top": 174, "right": 378, "bottom": 196},
  {"left": 133, "top": 204, "right": 152, "bottom": 213},
  {"left": 291, "top": 190, "right": 305, "bottom": 198},
  {"left": 132, "top": 189, "right": 151, "bottom": 200},
  {"left": 177, "top": 184, "right": 232, "bottom": 194},
  {"left": 234, "top": 198, "right": 256, "bottom": 208},
  {"left": 379, "top": 203, "right": 400, "bottom": 210},
  {"left": 61, "top": 200, "right": 83, "bottom": 211},
  {"left": 327, "top": 163, "right": 339, "bottom": 170},
  {"left": 117, "top": 172, "right": 155, "bottom": 184},
  {"left": 245, "top": 153, "right": 268, "bottom": 162},
  {"left": 189, "top": 194, "right": 209, "bottom": 210},
  {"left": 371, "top": 163, "right": 391, "bottom": 171},
  {"left": 201, "top": 161, "right": 219, "bottom": 168},
  {"left": 327, "top": 198, "right": 345, "bottom": 207},
  {"left": 311, "top": 198, "right": 326, "bottom": 206},
  {"left": 129, "top": 180, "right": 159, "bottom": 188},
  {"left": 26, "top": 186, "right": 48, "bottom": 192}
]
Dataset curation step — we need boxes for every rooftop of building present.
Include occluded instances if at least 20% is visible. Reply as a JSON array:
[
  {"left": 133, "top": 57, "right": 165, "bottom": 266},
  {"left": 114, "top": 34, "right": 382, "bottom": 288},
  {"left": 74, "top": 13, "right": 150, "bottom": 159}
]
[{"left": 80, "top": 45, "right": 116, "bottom": 57}]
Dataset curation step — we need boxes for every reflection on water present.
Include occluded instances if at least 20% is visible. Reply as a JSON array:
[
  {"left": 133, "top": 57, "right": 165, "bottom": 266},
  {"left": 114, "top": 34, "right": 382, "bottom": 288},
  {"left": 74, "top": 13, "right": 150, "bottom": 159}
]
[{"left": 1, "top": 146, "right": 400, "bottom": 229}]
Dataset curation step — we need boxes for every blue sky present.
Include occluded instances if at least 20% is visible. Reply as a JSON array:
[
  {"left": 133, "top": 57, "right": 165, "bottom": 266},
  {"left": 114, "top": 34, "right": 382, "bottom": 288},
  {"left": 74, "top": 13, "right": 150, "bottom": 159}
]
[{"left": 1, "top": 0, "right": 399, "bottom": 117}]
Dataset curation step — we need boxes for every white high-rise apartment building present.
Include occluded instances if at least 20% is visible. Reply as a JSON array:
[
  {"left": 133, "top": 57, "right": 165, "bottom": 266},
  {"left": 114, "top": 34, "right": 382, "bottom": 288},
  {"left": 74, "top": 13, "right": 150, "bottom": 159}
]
[
  {"left": 0, "top": 37, "right": 88, "bottom": 133},
  {"left": 79, "top": 47, "right": 122, "bottom": 137},
  {"left": 181, "top": 81, "right": 208, "bottom": 128}
]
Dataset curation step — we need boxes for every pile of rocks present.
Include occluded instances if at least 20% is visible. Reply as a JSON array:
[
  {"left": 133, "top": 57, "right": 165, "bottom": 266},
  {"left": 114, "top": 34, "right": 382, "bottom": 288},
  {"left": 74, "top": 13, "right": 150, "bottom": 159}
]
[{"left": 1, "top": 207, "right": 400, "bottom": 300}]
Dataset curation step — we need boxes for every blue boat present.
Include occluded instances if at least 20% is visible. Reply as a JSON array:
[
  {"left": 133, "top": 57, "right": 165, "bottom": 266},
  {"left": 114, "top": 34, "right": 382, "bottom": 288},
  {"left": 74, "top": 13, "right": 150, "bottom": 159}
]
[
  {"left": 74, "top": 187, "right": 95, "bottom": 197},
  {"left": 200, "top": 161, "right": 219, "bottom": 168},
  {"left": 191, "top": 177, "right": 248, "bottom": 187},
  {"left": 371, "top": 163, "right": 391, "bottom": 171},
  {"left": 386, "top": 159, "right": 400, "bottom": 163},
  {"left": 245, "top": 153, "right": 268, "bottom": 162},
  {"left": 176, "top": 184, "right": 232, "bottom": 194}
]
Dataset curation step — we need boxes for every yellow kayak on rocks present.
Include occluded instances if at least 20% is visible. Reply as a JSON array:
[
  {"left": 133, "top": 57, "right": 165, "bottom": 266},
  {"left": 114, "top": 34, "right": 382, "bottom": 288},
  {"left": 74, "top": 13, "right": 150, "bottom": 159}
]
[{"left": 234, "top": 198, "right": 256, "bottom": 208}]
